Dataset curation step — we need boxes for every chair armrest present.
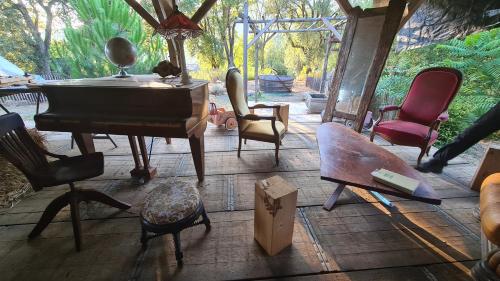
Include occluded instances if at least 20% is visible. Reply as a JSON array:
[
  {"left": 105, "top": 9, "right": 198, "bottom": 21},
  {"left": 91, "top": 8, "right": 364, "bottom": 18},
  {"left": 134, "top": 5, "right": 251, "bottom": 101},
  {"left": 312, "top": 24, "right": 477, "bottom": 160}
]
[
  {"left": 438, "top": 111, "right": 449, "bottom": 122},
  {"left": 374, "top": 105, "right": 400, "bottom": 127},
  {"left": 248, "top": 104, "right": 282, "bottom": 109},
  {"left": 379, "top": 105, "right": 400, "bottom": 112},
  {"left": 41, "top": 148, "right": 68, "bottom": 159},
  {"left": 241, "top": 114, "right": 276, "bottom": 121},
  {"left": 240, "top": 114, "right": 279, "bottom": 137}
]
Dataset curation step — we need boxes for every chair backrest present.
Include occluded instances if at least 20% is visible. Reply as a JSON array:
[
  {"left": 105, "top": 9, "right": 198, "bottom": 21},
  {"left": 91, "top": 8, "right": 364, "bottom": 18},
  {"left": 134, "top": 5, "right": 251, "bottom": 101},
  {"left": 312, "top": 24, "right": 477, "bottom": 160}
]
[
  {"left": 225, "top": 68, "right": 250, "bottom": 117},
  {"left": 398, "top": 67, "right": 462, "bottom": 125},
  {"left": 0, "top": 113, "right": 49, "bottom": 190}
]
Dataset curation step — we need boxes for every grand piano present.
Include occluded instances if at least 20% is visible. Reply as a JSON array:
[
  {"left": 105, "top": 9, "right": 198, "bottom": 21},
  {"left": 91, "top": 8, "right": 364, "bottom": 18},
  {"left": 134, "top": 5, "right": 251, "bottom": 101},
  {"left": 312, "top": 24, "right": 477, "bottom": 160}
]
[{"left": 33, "top": 75, "right": 208, "bottom": 181}]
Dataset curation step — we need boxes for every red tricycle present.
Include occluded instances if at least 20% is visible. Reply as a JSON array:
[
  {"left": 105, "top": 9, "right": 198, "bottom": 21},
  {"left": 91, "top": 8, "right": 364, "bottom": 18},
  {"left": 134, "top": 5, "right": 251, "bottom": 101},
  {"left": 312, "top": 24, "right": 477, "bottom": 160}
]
[{"left": 208, "top": 102, "right": 238, "bottom": 130}]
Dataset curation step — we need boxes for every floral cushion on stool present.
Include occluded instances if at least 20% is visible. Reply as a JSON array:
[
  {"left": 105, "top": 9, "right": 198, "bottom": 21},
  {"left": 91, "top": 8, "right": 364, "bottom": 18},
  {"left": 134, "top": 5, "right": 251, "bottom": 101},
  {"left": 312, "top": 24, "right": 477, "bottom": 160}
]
[{"left": 141, "top": 182, "right": 200, "bottom": 225}]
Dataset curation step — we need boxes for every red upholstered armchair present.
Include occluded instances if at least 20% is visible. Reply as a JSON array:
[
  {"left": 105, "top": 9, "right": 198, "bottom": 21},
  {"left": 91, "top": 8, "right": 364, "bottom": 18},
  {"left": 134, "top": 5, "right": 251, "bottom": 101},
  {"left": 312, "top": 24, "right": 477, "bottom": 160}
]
[{"left": 370, "top": 67, "right": 462, "bottom": 165}]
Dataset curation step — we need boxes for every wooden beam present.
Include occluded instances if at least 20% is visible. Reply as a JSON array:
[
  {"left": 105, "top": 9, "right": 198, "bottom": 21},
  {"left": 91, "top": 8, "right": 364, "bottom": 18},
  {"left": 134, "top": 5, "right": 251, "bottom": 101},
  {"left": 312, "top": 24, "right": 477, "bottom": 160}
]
[
  {"left": 191, "top": 0, "right": 217, "bottom": 24},
  {"left": 321, "top": 18, "right": 342, "bottom": 41},
  {"left": 248, "top": 19, "right": 277, "bottom": 47},
  {"left": 353, "top": 0, "right": 407, "bottom": 132},
  {"left": 399, "top": 0, "right": 425, "bottom": 30},
  {"left": 152, "top": 0, "right": 166, "bottom": 22},
  {"left": 335, "top": 0, "right": 353, "bottom": 15},
  {"left": 124, "top": 0, "right": 159, "bottom": 29}
]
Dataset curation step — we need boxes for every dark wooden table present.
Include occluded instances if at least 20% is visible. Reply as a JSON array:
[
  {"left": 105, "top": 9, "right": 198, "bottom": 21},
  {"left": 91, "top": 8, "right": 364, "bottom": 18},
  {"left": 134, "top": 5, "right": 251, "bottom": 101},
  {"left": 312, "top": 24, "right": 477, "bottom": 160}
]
[
  {"left": 317, "top": 122, "right": 441, "bottom": 211},
  {"left": 34, "top": 75, "right": 208, "bottom": 182}
]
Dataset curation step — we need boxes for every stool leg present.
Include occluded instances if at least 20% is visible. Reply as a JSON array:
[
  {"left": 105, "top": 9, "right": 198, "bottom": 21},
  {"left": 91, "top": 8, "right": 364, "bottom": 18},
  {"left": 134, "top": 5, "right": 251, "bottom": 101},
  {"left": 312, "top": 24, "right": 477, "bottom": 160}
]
[
  {"left": 173, "top": 232, "right": 183, "bottom": 265},
  {"left": 201, "top": 209, "right": 211, "bottom": 231},
  {"left": 140, "top": 226, "right": 148, "bottom": 249}
]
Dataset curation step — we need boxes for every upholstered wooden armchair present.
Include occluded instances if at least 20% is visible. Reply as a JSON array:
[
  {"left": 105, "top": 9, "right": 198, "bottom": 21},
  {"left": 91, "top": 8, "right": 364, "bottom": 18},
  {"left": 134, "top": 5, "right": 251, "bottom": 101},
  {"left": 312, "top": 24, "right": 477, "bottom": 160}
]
[
  {"left": 225, "top": 68, "right": 288, "bottom": 165},
  {"left": 370, "top": 67, "right": 462, "bottom": 165},
  {"left": 0, "top": 113, "right": 130, "bottom": 251}
]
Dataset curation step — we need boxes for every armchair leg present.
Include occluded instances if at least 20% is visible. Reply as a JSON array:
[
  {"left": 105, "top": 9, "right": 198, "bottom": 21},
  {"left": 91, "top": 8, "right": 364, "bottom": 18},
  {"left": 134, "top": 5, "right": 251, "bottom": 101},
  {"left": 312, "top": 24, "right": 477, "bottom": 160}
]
[
  {"left": 370, "top": 131, "right": 375, "bottom": 142},
  {"left": 238, "top": 136, "right": 242, "bottom": 158},
  {"left": 69, "top": 191, "right": 82, "bottom": 251},
  {"left": 275, "top": 142, "right": 280, "bottom": 166},
  {"left": 426, "top": 146, "right": 431, "bottom": 156},
  {"left": 244, "top": 139, "right": 247, "bottom": 144},
  {"left": 417, "top": 147, "right": 426, "bottom": 166},
  {"left": 79, "top": 189, "right": 131, "bottom": 210}
]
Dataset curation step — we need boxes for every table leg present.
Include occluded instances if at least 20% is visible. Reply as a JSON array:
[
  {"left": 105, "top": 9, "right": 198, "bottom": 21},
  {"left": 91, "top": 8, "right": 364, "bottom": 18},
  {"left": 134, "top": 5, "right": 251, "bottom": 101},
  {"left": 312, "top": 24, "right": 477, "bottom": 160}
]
[
  {"left": 323, "top": 184, "right": 346, "bottom": 211},
  {"left": 128, "top": 136, "right": 157, "bottom": 181},
  {"left": 73, "top": 133, "right": 95, "bottom": 154},
  {"left": 189, "top": 134, "right": 205, "bottom": 182}
]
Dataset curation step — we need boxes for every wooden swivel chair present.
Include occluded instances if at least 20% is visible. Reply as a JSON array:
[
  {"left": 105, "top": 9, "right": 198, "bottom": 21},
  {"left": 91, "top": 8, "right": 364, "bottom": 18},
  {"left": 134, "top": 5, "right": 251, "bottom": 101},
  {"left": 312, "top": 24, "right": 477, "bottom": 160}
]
[
  {"left": 226, "top": 68, "right": 288, "bottom": 165},
  {"left": 0, "top": 113, "right": 131, "bottom": 250},
  {"left": 370, "top": 67, "right": 462, "bottom": 165}
]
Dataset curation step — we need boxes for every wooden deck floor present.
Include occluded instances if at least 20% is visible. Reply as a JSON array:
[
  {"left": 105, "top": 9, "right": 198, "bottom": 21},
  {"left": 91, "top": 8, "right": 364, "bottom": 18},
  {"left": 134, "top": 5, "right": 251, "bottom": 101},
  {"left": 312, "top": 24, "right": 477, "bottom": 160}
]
[{"left": 0, "top": 114, "right": 481, "bottom": 281}]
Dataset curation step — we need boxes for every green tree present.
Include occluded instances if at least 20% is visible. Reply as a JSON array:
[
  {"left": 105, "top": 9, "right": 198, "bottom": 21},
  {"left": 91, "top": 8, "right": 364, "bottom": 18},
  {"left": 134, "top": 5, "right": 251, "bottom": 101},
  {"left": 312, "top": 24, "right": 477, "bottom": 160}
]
[
  {"left": 51, "top": 0, "right": 167, "bottom": 78},
  {"left": 1, "top": 0, "right": 68, "bottom": 75}
]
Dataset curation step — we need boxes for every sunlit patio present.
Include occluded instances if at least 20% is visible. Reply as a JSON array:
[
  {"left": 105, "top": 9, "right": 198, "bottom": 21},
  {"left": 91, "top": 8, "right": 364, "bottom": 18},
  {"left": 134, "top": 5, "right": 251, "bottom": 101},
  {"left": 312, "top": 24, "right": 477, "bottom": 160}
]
[{"left": 0, "top": 103, "right": 482, "bottom": 280}]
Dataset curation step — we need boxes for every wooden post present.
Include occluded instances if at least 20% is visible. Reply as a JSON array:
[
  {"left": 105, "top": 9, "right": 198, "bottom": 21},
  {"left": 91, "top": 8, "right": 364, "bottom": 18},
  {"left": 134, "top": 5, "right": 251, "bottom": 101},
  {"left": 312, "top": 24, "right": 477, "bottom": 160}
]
[
  {"left": 254, "top": 31, "right": 259, "bottom": 102},
  {"left": 243, "top": 1, "right": 249, "bottom": 103},
  {"left": 123, "top": 0, "right": 160, "bottom": 29},
  {"left": 319, "top": 35, "right": 333, "bottom": 93},
  {"left": 353, "top": 0, "right": 407, "bottom": 132}
]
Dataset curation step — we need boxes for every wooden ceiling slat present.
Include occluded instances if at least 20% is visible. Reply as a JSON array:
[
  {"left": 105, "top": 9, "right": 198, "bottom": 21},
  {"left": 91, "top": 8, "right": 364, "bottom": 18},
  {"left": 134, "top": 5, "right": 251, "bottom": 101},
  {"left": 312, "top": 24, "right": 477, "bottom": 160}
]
[
  {"left": 191, "top": 0, "right": 217, "bottom": 24},
  {"left": 124, "top": 0, "right": 160, "bottom": 28},
  {"left": 335, "top": 0, "right": 353, "bottom": 15}
]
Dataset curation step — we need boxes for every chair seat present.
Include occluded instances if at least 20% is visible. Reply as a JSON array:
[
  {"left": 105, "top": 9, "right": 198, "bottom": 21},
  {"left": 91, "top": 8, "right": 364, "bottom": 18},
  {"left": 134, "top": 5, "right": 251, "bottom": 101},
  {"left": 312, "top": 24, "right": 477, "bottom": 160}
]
[
  {"left": 241, "top": 120, "right": 286, "bottom": 142},
  {"left": 141, "top": 182, "right": 201, "bottom": 225},
  {"left": 373, "top": 120, "right": 438, "bottom": 146},
  {"left": 36, "top": 153, "right": 104, "bottom": 187}
]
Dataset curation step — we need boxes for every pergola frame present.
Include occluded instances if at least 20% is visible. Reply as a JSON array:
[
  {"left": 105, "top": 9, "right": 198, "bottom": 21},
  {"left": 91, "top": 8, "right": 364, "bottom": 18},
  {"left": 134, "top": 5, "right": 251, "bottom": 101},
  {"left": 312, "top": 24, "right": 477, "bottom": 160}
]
[
  {"left": 235, "top": 2, "right": 345, "bottom": 101},
  {"left": 123, "top": 0, "right": 425, "bottom": 124}
]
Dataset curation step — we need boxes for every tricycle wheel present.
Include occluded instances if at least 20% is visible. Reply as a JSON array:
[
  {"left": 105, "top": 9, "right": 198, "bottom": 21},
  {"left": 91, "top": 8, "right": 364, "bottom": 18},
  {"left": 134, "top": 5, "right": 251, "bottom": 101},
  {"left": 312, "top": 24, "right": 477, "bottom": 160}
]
[{"left": 225, "top": 118, "right": 237, "bottom": 130}]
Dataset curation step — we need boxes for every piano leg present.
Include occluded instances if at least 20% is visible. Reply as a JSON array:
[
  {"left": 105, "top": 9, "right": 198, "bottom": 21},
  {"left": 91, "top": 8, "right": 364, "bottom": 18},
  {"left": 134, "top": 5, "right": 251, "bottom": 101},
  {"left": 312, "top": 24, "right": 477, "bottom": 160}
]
[
  {"left": 128, "top": 136, "right": 157, "bottom": 181},
  {"left": 189, "top": 134, "right": 205, "bottom": 182},
  {"left": 73, "top": 133, "right": 95, "bottom": 154}
]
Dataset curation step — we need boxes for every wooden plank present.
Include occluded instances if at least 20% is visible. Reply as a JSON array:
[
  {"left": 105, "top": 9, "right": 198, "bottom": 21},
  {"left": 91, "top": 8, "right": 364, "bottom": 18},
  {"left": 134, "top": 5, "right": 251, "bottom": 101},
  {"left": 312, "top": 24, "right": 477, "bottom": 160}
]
[
  {"left": 470, "top": 143, "right": 499, "bottom": 191},
  {"left": 305, "top": 205, "right": 480, "bottom": 271},
  {"left": 123, "top": 0, "right": 160, "bottom": 29},
  {"left": 353, "top": 0, "right": 407, "bottom": 132},
  {"left": 191, "top": 0, "right": 217, "bottom": 24},
  {"left": 137, "top": 210, "right": 323, "bottom": 280}
]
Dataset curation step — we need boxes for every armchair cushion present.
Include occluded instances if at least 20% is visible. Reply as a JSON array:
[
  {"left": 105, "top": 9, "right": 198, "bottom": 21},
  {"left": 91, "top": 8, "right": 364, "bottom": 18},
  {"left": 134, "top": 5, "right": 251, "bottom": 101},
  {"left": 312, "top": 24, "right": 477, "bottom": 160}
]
[
  {"left": 373, "top": 120, "right": 438, "bottom": 146},
  {"left": 399, "top": 70, "right": 460, "bottom": 125},
  {"left": 241, "top": 120, "right": 286, "bottom": 142},
  {"left": 480, "top": 173, "right": 500, "bottom": 246}
]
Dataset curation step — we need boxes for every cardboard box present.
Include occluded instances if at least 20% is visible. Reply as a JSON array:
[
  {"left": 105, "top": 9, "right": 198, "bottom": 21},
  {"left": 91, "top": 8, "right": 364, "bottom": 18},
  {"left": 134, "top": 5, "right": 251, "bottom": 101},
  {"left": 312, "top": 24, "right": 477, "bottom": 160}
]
[{"left": 254, "top": 176, "right": 298, "bottom": 256}]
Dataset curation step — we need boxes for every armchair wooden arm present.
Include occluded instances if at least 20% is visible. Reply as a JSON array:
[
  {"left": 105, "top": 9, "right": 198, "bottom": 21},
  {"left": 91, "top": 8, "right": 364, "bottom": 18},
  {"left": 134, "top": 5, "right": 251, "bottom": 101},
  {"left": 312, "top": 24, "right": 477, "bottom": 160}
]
[
  {"left": 240, "top": 114, "right": 279, "bottom": 140},
  {"left": 248, "top": 104, "right": 282, "bottom": 109},
  {"left": 425, "top": 111, "right": 449, "bottom": 141},
  {"left": 374, "top": 105, "right": 400, "bottom": 127}
]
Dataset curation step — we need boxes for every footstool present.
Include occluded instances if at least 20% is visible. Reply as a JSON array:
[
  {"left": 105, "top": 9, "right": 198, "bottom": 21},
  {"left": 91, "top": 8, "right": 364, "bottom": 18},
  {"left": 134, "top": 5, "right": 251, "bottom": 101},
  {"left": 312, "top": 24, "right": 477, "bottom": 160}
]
[{"left": 140, "top": 181, "right": 211, "bottom": 265}]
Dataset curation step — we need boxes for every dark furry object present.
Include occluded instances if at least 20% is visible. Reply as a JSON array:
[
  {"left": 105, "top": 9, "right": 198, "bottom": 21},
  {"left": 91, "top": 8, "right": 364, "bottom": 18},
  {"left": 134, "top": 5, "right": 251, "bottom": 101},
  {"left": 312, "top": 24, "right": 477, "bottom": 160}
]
[{"left": 152, "top": 60, "right": 182, "bottom": 78}]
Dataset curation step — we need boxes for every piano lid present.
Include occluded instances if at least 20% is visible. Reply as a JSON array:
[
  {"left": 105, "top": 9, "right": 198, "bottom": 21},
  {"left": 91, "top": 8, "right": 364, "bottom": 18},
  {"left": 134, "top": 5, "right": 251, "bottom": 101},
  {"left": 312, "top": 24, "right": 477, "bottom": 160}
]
[{"left": 33, "top": 74, "right": 207, "bottom": 90}]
